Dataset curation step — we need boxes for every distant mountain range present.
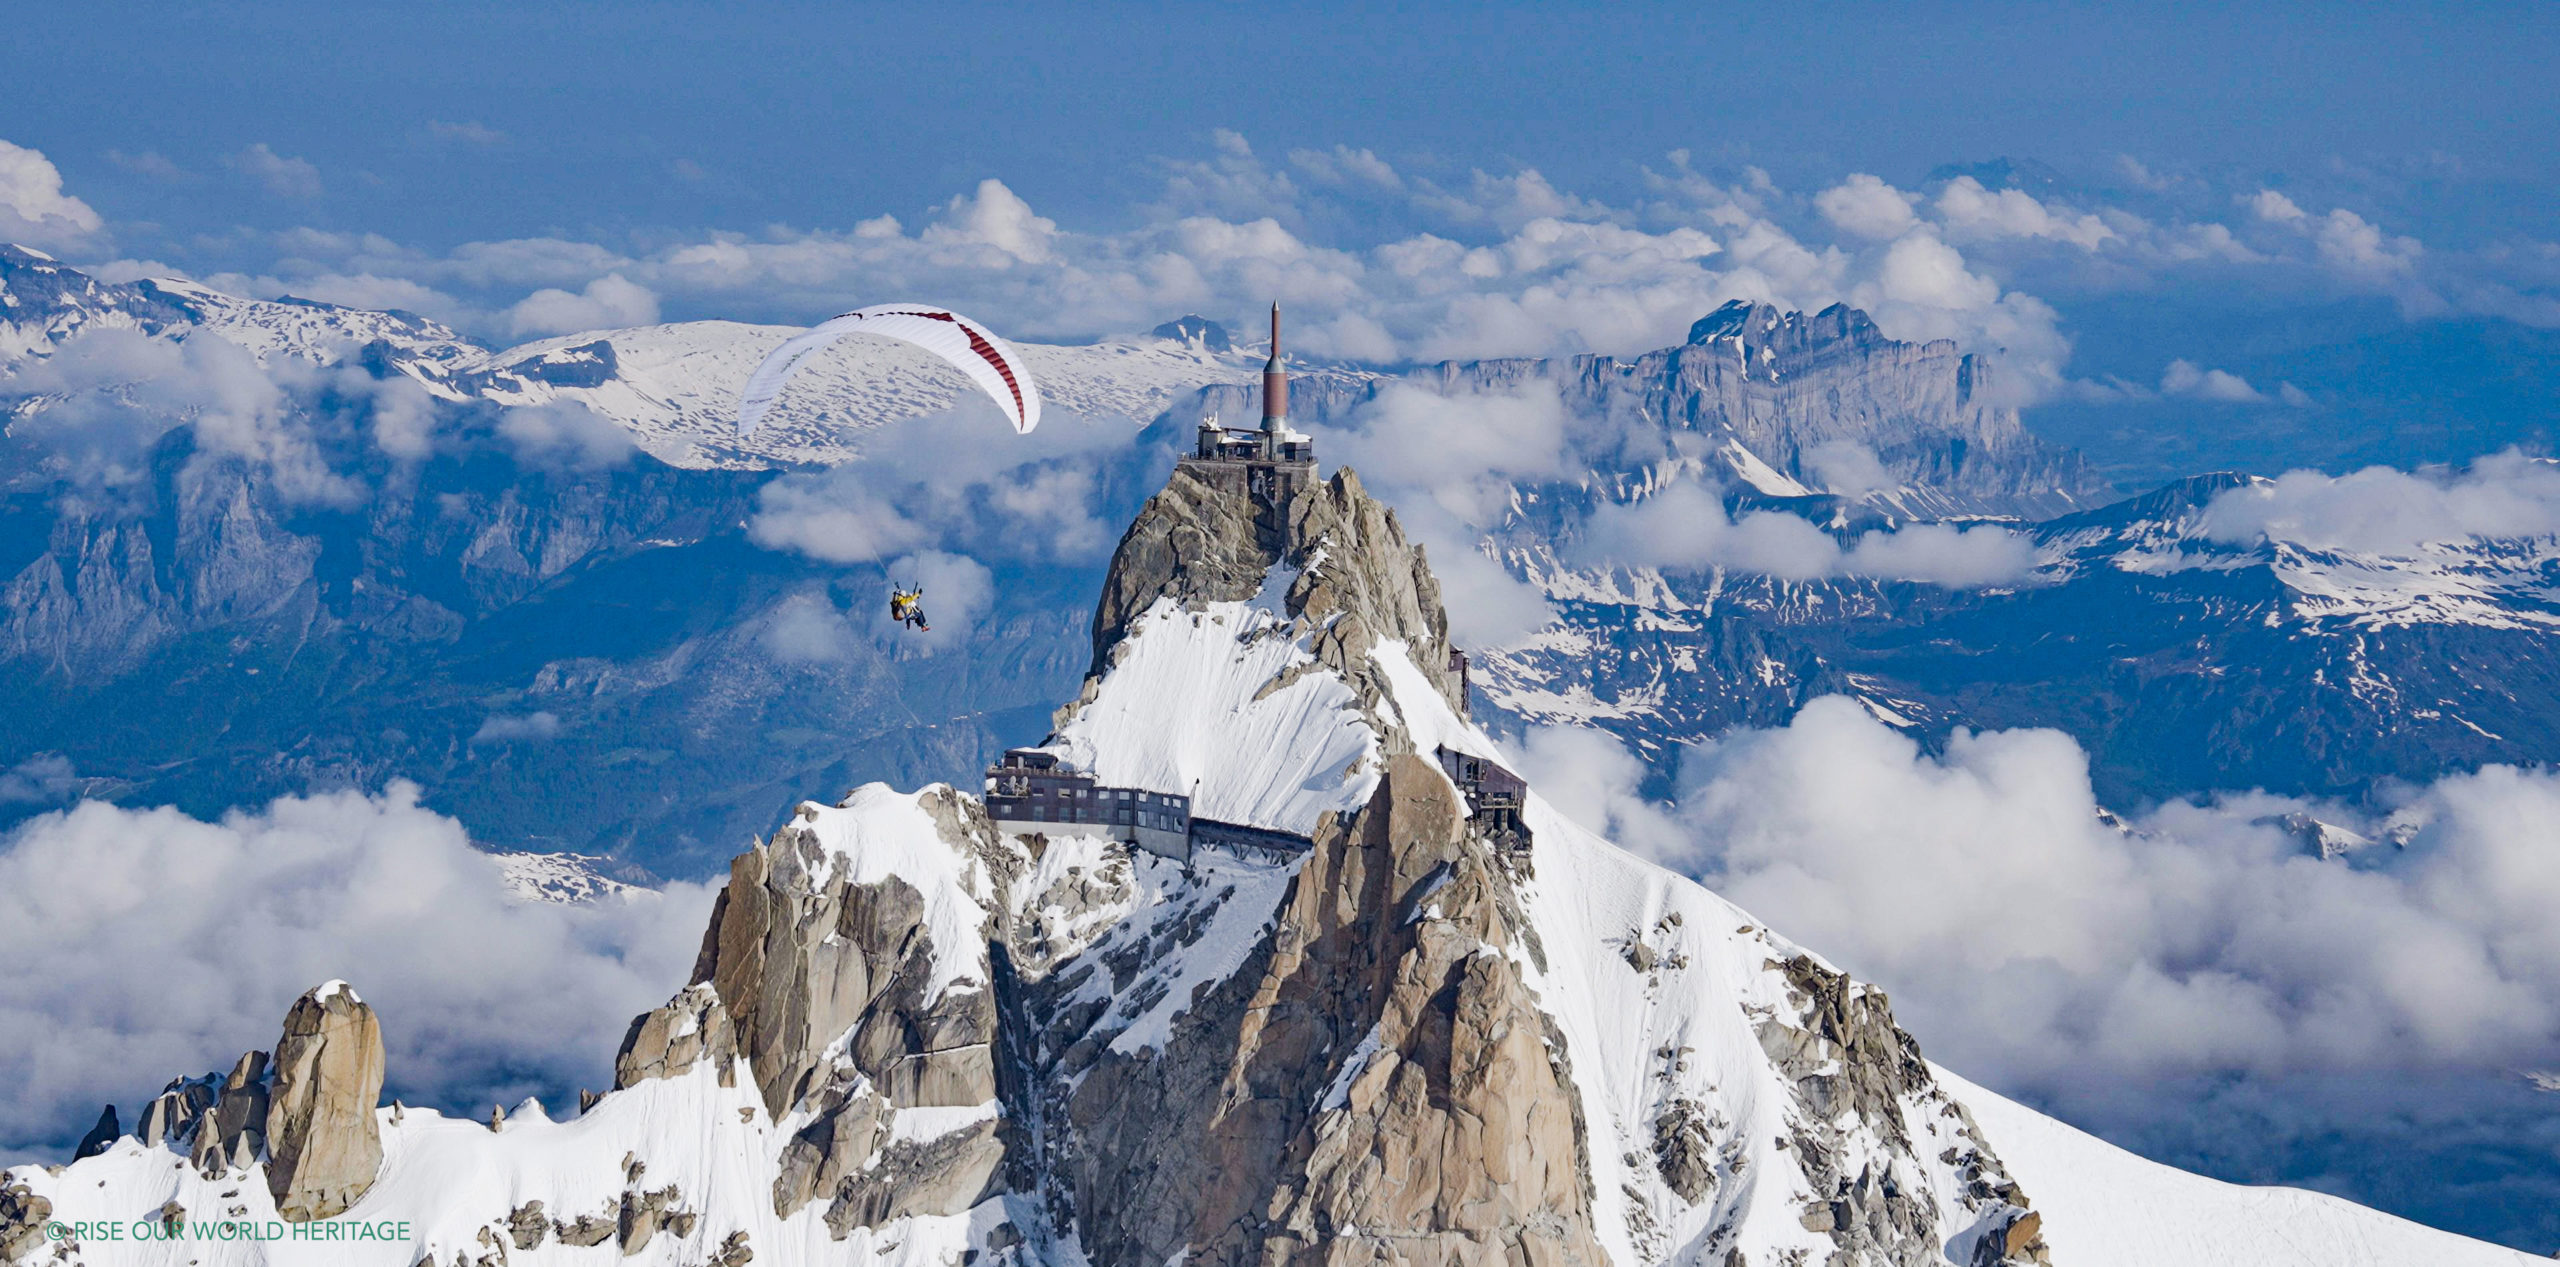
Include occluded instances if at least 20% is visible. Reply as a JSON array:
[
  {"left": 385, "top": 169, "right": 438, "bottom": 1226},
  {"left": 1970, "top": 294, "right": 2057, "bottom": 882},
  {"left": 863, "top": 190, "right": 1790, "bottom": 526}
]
[
  {"left": 8, "top": 244, "right": 2560, "bottom": 873},
  {"left": 11, "top": 443, "right": 2532, "bottom": 1267}
]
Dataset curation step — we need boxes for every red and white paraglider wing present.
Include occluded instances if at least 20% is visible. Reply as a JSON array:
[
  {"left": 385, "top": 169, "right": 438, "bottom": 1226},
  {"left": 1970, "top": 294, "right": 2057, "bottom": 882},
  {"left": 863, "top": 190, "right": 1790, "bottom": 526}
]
[{"left": 735, "top": 303, "right": 1043, "bottom": 437}]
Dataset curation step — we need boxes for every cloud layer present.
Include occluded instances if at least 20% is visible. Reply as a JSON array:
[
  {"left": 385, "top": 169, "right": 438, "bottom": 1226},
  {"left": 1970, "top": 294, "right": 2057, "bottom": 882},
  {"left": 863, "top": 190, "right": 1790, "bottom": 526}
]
[
  {"left": 0, "top": 784, "right": 713, "bottom": 1161},
  {"left": 1517, "top": 698, "right": 2560, "bottom": 1100},
  {"left": 2202, "top": 452, "right": 2560, "bottom": 554}
]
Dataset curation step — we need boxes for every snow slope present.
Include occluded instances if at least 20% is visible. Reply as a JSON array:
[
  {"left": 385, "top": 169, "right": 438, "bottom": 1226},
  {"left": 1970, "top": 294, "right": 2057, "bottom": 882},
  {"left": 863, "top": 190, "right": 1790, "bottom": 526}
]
[
  {"left": 7, "top": 464, "right": 2543, "bottom": 1267},
  {"left": 1942, "top": 1068, "right": 2538, "bottom": 1267},
  {"left": 1050, "top": 593, "right": 1380, "bottom": 834}
]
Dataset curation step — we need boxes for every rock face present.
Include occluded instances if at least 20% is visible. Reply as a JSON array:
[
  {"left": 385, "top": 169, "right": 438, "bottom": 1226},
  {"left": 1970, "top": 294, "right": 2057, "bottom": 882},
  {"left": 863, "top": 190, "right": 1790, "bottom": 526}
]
[
  {"left": 190, "top": 1050, "right": 270, "bottom": 1175},
  {"left": 1003, "top": 471, "right": 1599, "bottom": 1265},
  {"left": 71, "top": 1105, "right": 117, "bottom": 1160},
  {"left": 264, "top": 983, "right": 386, "bottom": 1222},
  {"left": 1198, "top": 299, "right": 2107, "bottom": 521},
  {"left": 1084, "top": 462, "right": 1464, "bottom": 721},
  {"left": 1029, "top": 752, "right": 1602, "bottom": 1267},
  {"left": 614, "top": 789, "right": 1011, "bottom": 1230},
  {"left": 0, "top": 1175, "right": 50, "bottom": 1262}
]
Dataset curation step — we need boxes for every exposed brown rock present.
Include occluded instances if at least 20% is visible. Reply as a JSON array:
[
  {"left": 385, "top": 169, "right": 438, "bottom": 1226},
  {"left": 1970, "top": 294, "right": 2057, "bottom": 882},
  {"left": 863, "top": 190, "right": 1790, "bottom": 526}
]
[
  {"left": 190, "top": 1050, "right": 269, "bottom": 1175},
  {"left": 1044, "top": 751, "right": 1601, "bottom": 1267},
  {"left": 0, "top": 1177, "right": 52, "bottom": 1262},
  {"left": 264, "top": 983, "right": 387, "bottom": 1222},
  {"left": 615, "top": 798, "right": 1005, "bottom": 1229},
  {"left": 1087, "top": 465, "right": 1282, "bottom": 676},
  {"left": 507, "top": 1200, "right": 548, "bottom": 1250}
]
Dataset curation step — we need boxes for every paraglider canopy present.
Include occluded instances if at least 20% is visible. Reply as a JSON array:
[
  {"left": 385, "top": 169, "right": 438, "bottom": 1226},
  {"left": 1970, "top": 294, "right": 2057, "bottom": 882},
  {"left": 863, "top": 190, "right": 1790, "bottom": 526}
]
[{"left": 736, "top": 304, "right": 1043, "bottom": 436}]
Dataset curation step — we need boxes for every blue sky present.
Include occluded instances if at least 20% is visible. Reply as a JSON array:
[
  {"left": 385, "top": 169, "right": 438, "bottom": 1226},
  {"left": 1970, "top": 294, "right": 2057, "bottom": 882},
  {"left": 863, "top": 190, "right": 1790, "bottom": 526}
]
[
  {"left": 7, "top": 4, "right": 2559, "bottom": 494},
  {"left": 15, "top": 1, "right": 2559, "bottom": 249},
  {"left": 10, "top": 4, "right": 2560, "bottom": 1246}
]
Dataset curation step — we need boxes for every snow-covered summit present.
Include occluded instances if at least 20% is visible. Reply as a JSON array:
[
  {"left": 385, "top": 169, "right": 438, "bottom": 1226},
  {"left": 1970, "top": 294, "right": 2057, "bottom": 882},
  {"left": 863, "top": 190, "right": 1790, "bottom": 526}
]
[
  {"left": 7, "top": 454, "right": 2539, "bottom": 1266},
  {"left": 0, "top": 243, "right": 479, "bottom": 373}
]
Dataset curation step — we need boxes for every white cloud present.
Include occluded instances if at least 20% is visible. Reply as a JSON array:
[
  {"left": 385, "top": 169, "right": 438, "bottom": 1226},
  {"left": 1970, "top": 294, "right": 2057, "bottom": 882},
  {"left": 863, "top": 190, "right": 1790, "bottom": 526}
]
[
  {"left": 0, "top": 785, "right": 713, "bottom": 1160},
  {"left": 1933, "top": 176, "right": 2116, "bottom": 250},
  {"left": 2200, "top": 452, "right": 2560, "bottom": 554},
  {"left": 881, "top": 550, "right": 994, "bottom": 650},
  {"left": 745, "top": 401, "right": 1146, "bottom": 578},
  {"left": 761, "top": 591, "right": 861, "bottom": 664},
  {"left": 427, "top": 120, "right": 507, "bottom": 146},
  {"left": 0, "top": 755, "right": 77, "bottom": 806},
  {"left": 1622, "top": 697, "right": 2560, "bottom": 1095},
  {"left": 11, "top": 327, "right": 364, "bottom": 506},
  {"left": 1815, "top": 174, "right": 1920, "bottom": 242},
  {"left": 922, "top": 178, "right": 1058, "bottom": 263},
  {"left": 469, "top": 712, "right": 561, "bottom": 744},
  {"left": 504, "top": 273, "right": 659, "bottom": 337},
  {"left": 495, "top": 401, "right": 636, "bottom": 469},
  {"left": 104, "top": 149, "right": 188, "bottom": 183},
  {"left": 229, "top": 142, "right": 323, "bottom": 199},
  {"left": 1312, "top": 383, "right": 1586, "bottom": 642},
  {"left": 1288, "top": 144, "right": 1402, "bottom": 191},
  {"left": 2249, "top": 189, "right": 2308, "bottom": 223},
  {"left": 2312, "top": 206, "right": 2422, "bottom": 283},
  {"left": 1577, "top": 479, "right": 2040, "bottom": 587},
  {"left": 0, "top": 138, "right": 104, "bottom": 251},
  {"left": 2159, "top": 358, "right": 2265, "bottom": 402},
  {"left": 749, "top": 472, "right": 931, "bottom": 565},
  {"left": 1803, "top": 440, "right": 1899, "bottom": 498}
]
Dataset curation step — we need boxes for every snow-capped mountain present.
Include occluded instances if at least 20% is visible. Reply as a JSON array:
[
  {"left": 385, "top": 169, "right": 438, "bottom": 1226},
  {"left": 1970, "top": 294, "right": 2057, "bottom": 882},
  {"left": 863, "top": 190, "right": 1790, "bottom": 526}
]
[
  {"left": 10, "top": 243, "right": 2560, "bottom": 840},
  {"left": 0, "top": 244, "right": 479, "bottom": 373},
  {"left": 1480, "top": 471, "right": 2560, "bottom": 803},
  {"left": 5, "top": 454, "right": 2533, "bottom": 1267},
  {"left": 435, "top": 320, "right": 1356, "bottom": 469},
  {"left": 1203, "top": 299, "right": 2111, "bottom": 521}
]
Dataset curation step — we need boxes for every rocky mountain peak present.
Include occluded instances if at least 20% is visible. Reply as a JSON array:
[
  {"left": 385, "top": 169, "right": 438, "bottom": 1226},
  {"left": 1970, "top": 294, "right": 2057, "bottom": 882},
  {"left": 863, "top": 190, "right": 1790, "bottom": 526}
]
[
  {"left": 1148, "top": 314, "right": 1232, "bottom": 352},
  {"left": 264, "top": 981, "right": 386, "bottom": 1222},
  {"left": 1082, "top": 460, "right": 1465, "bottom": 719},
  {"left": 1686, "top": 298, "right": 1891, "bottom": 360}
]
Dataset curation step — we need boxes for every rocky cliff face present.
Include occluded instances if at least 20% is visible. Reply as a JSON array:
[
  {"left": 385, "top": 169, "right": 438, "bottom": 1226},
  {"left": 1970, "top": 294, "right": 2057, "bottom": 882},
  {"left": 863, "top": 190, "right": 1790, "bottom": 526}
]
[
  {"left": 264, "top": 983, "right": 387, "bottom": 1222},
  {"left": 1196, "top": 299, "right": 2107, "bottom": 522},
  {"left": 10, "top": 451, "right": 2530, "bottom": 1266},
  {"left": 0, "top": 423, "right": 1095, "bottom": 875},
  {"left": 614, "top": 786, "right": 1015, "bottom": 1230}
]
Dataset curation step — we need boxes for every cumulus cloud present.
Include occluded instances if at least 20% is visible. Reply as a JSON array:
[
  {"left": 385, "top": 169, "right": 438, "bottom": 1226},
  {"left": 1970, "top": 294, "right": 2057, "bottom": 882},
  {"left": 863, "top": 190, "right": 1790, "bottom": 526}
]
[
  {"left": 229, "top": 142, "right": 323, "bottom": 198},
  {"left": 2159, "top": 358, "right": 2265, "bottom": 402},
  {"left": 0, "top": 784, "right": 713, "bottom": 1160},
  {"left": 504, "top": 273, "right": 659, "bottom": 337},
  {"left": 0, "top": 755, "right": 78, "bottom": 806},
  {"left": 173, "top": 134, "right": 2094, "bottom": 398},
  {"left": 1313, "top": 383, "right": 1587, "bottom": 641},
  {"left": 1803, "top": 440, "right": 1899, "bottom": 499},
  {"left": 496, "top": 400, "right": 638, "bottom": 469},
  {"left": 761, "top": 591, "right": 862, "bottom": 664},
  {"left": 1601, "top": 697, "right": 2560, "bottom": 1100},
  {"left": 2200, "top": 452, "right": 2560, "bottom": 554},
  {"left": 922, "top": 178, "right": 1059, "bottom": 263},
  {"left": 0, "top": 138, "right": 104, "bottom": 251},
  {"left": 1932, "top": 176, "right": 2115, "bottom": 249},
  {"left": 1814, "top": 174, "right": 1919, "bottom": 242},
  {"left": 9, "top": 327, "right": 364, "bottom": 506},
  {"left": 745, "top": 401, "right": 1155, "bottom": 631},
  {"left": 1577, "top": 480, "right": 2040, "bottom": 587}
]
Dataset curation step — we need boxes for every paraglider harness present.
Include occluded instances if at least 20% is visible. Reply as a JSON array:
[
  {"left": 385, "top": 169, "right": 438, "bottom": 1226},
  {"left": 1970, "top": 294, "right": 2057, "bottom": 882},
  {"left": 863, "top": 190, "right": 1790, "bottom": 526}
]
[{"left": 889, "top": 585, "right": 930, "bottom": 632}]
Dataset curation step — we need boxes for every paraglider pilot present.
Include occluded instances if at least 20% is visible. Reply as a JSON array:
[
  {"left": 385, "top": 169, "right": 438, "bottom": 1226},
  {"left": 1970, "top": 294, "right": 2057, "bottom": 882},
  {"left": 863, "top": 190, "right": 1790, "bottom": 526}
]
[{"left": 889, "top": 586, "right": 930, "bottom": 632}]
